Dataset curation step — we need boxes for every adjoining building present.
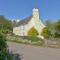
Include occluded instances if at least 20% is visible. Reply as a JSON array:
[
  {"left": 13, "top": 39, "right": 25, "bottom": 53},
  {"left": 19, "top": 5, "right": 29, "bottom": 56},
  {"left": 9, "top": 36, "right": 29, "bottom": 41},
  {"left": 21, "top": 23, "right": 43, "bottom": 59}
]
[{"left": 13, "top": 8, "right": 45, "bottom": 38}]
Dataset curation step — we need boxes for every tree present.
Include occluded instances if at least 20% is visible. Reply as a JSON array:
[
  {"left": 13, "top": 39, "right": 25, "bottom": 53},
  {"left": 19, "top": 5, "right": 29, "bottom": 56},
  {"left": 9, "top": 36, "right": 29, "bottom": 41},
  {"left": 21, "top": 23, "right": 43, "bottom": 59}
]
[
  {"left": 54, "top": 20, "right": 60, "bottom": 38},
  {"left": 27, "top": 27, "right": 39, "bottom": 36},
  {"left": 0, "top": 16, "right": 12, "bottom": 34},
  {"left": 41, "top": 27, "right": 51, "bottom": 38},
  {"left": 42, "top": 19, "right": 60, "bottom": 38},
  {"left": 46, "top": 20, "right": 53, "bottom": 31},
  {"left": 45, "top": 20, "right": 55, "bottom": 37},
  {"left": 46, "top": 20, "right": 52, "bottom": 28}
]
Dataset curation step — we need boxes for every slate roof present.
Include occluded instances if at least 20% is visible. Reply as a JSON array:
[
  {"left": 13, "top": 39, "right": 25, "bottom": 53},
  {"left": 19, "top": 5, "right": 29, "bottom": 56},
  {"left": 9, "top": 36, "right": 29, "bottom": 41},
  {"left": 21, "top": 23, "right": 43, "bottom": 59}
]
[{"left": 18, "top": 16, "right": 32, "bottom": 26}]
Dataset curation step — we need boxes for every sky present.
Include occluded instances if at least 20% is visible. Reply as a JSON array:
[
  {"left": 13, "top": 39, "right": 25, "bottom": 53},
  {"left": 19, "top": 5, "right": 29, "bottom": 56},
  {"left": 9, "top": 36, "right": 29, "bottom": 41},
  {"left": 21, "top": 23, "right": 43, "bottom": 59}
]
[{"left": 0, "top": 0, "right": 60, "bottom": 23}]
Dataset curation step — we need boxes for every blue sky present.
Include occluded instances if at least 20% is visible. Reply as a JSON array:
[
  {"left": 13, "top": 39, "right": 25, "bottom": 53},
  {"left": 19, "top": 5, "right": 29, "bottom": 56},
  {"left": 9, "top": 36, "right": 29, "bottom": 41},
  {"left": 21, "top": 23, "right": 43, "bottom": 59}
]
[{"left": 0, "top": 0, "right": 60, "bottom": 23}]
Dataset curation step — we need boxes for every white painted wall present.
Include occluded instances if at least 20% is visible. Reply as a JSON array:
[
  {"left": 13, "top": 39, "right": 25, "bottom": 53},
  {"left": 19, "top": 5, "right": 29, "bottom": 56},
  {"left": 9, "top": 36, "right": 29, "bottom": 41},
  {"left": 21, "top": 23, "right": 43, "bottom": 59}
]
[{"left": 13, "top": 8, "right": 45, "bottom": 36}]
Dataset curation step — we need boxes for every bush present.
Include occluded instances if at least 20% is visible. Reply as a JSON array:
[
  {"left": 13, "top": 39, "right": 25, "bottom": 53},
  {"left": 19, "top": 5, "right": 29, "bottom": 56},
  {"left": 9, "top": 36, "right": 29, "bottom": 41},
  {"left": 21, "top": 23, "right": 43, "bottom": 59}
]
[
  {"left": 27, "top": 36, "right": 44, "bottom": 46},
  {"left": 0, "top": 33, "right": 14, "bottom": 60},
  {"left": 0, "top": 33, "right": 7, "bottom": 60}
]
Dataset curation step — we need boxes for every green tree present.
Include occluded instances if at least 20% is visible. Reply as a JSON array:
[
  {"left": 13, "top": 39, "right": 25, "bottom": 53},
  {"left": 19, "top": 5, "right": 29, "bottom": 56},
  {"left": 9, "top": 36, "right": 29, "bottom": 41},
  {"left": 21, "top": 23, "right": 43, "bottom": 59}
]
[
  {"left": 0, "top": 16, "right": 12, "bottom": 34},
  {"left": 54, "top": 20, "right": 60, "bottom": 38},
  {"left": 46, "top": 20, "right": 52, "bottom": 29},
  {"left": 41, "top": 27, "right": 51, "bottom": 38},
  {"left": 45, "top": 20, "right": 55, "bottom": 37}
]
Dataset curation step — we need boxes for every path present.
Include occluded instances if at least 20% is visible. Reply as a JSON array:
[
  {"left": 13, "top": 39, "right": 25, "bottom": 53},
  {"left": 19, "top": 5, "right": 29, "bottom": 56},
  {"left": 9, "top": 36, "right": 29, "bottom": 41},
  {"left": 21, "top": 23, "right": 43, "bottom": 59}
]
[{"left": 7, "top": 42, "right": 60, "bottom": 60}]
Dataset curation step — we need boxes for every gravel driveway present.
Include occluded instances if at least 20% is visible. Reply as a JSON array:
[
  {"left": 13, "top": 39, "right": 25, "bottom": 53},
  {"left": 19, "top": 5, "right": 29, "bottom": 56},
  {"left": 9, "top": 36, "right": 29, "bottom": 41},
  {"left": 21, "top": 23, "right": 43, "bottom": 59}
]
[{"left": 7, "top": 42, "right": 60, "bottom": 60}]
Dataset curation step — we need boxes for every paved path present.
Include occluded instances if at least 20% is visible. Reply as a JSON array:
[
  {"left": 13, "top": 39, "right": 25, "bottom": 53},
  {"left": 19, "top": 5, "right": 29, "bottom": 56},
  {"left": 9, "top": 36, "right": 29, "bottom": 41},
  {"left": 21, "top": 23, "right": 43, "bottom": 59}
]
[{"left": 7, "top": 42, "right": 60, "bottom": 60}]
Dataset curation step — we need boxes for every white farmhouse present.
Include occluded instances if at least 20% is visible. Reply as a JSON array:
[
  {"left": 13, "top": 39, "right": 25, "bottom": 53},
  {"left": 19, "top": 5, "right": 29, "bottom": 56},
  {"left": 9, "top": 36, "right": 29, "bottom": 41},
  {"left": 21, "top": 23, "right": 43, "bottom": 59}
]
[{"left": 13, "top": 8, "right": 45, "bottom": 37}]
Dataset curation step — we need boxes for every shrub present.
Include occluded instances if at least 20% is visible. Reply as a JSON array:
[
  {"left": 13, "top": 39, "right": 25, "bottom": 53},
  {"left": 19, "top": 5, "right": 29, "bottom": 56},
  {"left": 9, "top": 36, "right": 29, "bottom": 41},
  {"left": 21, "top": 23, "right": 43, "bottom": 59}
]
[
  {"left": 0, "top": 33, "right": 14, "bottom": 60},
  {"left": 0, "top": 33, "right": 7, "bottom": 60},
  {"left": 27, "top": 36, "right": 44, "bottom": 46}
]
